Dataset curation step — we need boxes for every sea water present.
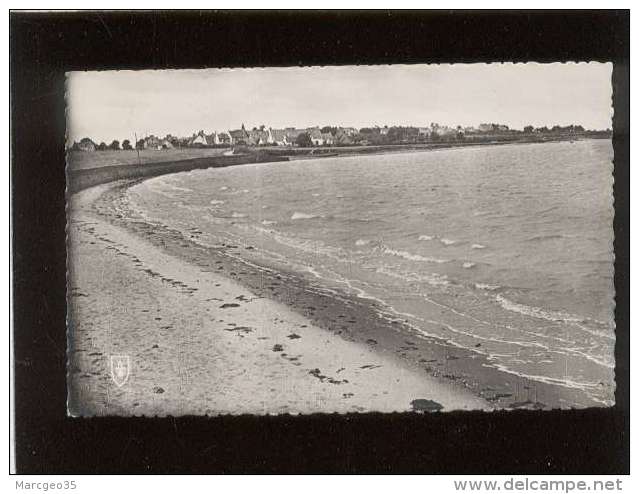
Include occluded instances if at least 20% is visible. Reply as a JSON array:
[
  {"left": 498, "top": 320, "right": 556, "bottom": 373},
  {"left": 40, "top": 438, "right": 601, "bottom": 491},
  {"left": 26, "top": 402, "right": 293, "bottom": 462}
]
[{"left": 128, "top": 140, "right": 616, "bottom": 406}]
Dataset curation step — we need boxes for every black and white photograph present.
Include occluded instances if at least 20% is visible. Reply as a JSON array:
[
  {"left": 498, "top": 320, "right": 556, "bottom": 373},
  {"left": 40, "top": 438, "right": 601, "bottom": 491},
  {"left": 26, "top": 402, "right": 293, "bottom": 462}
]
[
  {"left": 10, "top": 9, "right": 630, "bottom": 477},
  {"left": 65, "top": 63, "right": 615, "bottom": 416}
]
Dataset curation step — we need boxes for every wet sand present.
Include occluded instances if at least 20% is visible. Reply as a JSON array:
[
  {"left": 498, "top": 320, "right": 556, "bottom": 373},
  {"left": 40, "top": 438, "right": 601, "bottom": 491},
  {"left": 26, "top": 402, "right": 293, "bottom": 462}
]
[
  {"left": 67, "top": 183, "right": 489, "bottom": 416},
  {"left": 68, "top": 167, "right": 602, "bottom": 415}
]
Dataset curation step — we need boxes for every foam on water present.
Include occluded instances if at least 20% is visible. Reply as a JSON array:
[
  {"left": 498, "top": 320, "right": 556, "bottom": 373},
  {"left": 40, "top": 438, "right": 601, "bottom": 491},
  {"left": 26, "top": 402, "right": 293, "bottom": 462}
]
[
  {"left": 163, "top": 183, "right": 194, "bottom": 193},
  {"left": 375, "top": 265, "right": 450, "bottom": 287},
  {"left": 495, "top": 294, "right": 614, "bottom": 341},
  {"left": 291, "top": 212, "right": 318, "bottom": 220},
  {"left": 128, "top": 140, "right": 615, "bottom": 406},
  {"left": 382, "top": 247, "right": 448, "bottom": 264},
  {"left": 527, "top": 234, "right": 566, "bottom": 242},
  {"left": 474, "top": 282, "right": 500, "bottom": 291}
]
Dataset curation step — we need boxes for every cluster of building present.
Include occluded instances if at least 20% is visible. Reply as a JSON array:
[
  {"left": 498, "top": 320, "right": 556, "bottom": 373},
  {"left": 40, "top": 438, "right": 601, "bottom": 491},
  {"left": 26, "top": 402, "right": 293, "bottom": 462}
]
[
  {"left": 72, "top": 124, "right": 362, "bottom": 151},
  {"left": 75, "top": 121, "right": 591, "bottom": 152},
  {"left": 145, "top": 125, "right": 361, "bottom": 150}
]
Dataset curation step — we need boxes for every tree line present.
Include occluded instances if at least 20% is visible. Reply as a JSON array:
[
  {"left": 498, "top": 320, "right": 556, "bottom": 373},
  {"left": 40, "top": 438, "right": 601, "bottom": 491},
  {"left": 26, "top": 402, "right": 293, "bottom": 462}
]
[{"left": 70, "top": 138, "right": 135, "bottom": 151}]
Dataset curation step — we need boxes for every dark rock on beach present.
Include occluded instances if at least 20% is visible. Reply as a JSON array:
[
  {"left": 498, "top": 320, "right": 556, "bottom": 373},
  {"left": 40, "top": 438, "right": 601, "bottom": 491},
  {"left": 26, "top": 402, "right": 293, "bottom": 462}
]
[{"left": 410, "top": 398, "right": 443, "bottom": 412}]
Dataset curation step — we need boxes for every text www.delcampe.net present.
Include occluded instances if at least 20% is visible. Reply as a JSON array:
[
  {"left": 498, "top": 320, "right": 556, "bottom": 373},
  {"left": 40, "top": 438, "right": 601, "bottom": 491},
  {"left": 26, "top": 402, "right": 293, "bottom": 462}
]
[{"left": 453, "top": 478, "right": 623, "bottom": 492}]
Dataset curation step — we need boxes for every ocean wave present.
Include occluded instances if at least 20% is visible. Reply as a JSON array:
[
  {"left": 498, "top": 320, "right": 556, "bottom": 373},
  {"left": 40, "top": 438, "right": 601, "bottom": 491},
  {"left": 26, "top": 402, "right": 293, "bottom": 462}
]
[
  {"left": 203, "top": 215, "right": 227, "bottom": 225},
  {"left": 340, "top": 216, "right": 373, "bottom": 224},
  {"left": 414, "top": 292, "right": 614, "bottom": 373},
  {"left": 355, "top": 239, "right": 371, "bottom": 246},
  {"left": 163, "top": 183, "right": 194, "bottom": 193},
  {"left": 261, "top": 219, "right": 277, "bottom": 226},
  {"left": 291, "top": 212, "right": 319, "bottom": 220},
  {"left": 249, "top": 225, "right": 352, "bottom": 263},
  {"left": 494, "top": 294, "right": 614, "bottom": 340},
  {"left": 496, "top": 294, "right": 576, "bottom": 323},
  {"left": 209, "top": 199, "right": 225, "bottom": 206},
  {"left": 143, "top": 181, "right": 188, "bottom": 200},
  {"left": 412, "top": 300, "right": 614, "bottom": 402},
  {"left": 526, "top": 233, "right": 564, "bottom": 242},
  {"left": 440, "top": 238, "right": 457, "bottom": 246},
  {"left": 310, "top": 264, "right": 384, "bottom": 303},
  {"left": 231, "top": 212, "right": 247, "bottom": 218},
  {"left": 303, "top": 265, "right": 324, "bottom": 280},
  {"left": 462, "top": 262, "right": 476, "bottom": 269},
  {"left": 382, "top": 247, "right": 447, "bottom": 264},
  {"left": 418, "top": 234, "right": 434, "bottom": 241},
  {"left": 375, "top": 266, "right": 450, "bottom": 287},
  {"left": 175, "top": 202, "right": 206, "bottom": 214},
  {"left": 471, "top": 243, "right": 486, "bottom": 249},
  {"left": 483, "top": 362, "right": 614, "bottom": 404},
  {"left": 537, "top": 205, "right": 560, "bottom": 215},
  {"left": 474, "top": 282, "right": 501, "bottom": 291},
  {"left": 219, "top": 186, "right": 228, "bottom": 191}
]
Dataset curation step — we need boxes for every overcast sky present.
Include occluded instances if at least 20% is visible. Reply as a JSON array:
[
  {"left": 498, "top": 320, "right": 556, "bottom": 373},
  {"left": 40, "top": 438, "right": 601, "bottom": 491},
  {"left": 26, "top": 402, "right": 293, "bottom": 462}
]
[{"left": 67, "top": 63, "right": 612, "bottom": 144}]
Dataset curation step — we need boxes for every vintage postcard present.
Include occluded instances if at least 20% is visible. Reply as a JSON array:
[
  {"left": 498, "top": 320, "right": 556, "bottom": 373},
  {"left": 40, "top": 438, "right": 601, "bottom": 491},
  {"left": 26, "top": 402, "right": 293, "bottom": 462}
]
[{"left": 66, "top": 63, "right": 615, "bottom": 416}]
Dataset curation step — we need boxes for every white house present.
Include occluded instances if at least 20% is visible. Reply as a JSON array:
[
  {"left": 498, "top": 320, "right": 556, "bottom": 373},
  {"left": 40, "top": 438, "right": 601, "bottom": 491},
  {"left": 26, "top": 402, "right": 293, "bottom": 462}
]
[
  {"left": 308, "top": 128, "right": 325, "bottom": 146},
  {"left": 191, "top": 134, "right": 208, "bottom": 146},
  {"left": 269, "top": 128, "right": 289, "bottom": 146}
]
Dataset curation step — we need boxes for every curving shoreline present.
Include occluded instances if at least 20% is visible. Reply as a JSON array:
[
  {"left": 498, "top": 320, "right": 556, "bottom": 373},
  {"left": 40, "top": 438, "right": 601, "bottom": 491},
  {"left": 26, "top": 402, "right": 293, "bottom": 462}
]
[
  {"left": 67, "top": 145, "right": 611, "bottom": 414},
  {"left": 67, "top": 152, "right": 289, "bottom": 193},
  {"left": 67, "top": 181, "right": 490, "bottom": 415},
  {"left": 66, "top": 135, "right": 609, "bottom": 193}
]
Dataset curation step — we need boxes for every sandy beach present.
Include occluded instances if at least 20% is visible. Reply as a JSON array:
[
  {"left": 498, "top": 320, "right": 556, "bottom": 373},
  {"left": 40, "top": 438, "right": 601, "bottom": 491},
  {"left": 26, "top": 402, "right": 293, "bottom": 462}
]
[{"left": 67, "top": 183, "right": 490, "bottom": 416}]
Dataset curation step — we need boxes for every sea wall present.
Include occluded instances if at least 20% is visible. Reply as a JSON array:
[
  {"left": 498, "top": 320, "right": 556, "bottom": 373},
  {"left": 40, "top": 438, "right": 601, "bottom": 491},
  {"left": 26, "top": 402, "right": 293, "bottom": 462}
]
[{"left": 66, "top": 153, "right": 288, "bottom": 194}]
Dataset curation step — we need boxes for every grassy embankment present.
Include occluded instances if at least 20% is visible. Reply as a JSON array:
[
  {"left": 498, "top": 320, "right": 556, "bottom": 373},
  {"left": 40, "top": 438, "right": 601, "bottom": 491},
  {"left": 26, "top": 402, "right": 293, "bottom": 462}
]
[
  {"left": 67, "top": 148, "right": 229, "bottom": 171},
  {"left": 66, "top": 148, "right": 285, "bottom": 193}
]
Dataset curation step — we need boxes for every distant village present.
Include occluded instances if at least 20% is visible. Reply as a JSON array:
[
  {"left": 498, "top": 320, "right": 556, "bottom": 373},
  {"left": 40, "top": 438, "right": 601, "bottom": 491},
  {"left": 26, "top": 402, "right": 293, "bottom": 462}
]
[{"left": 70, "top": 122, "right": 609, "bottom": 152}]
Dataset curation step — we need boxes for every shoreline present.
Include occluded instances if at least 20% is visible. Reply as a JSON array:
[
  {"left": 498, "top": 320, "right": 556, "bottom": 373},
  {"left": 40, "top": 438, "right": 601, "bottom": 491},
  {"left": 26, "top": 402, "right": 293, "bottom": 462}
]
[
  {"left": 259, "top": 134, "right": 609, "bottom": 160},
  {"left": 66, "top": 152, "right": 289, "bottom": 193},
  {"left": 68, "top": 182, "right": 490, "bottom": 416},
  {"left": 67, "top": 136, "right": 608, "bottom": 193},
  {"left": 69, "top": 173, "right": 606, "bottom": 412}
]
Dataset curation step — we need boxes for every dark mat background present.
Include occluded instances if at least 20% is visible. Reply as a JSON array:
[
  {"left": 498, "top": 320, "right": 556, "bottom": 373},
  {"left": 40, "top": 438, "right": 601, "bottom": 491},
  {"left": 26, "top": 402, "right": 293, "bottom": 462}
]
[{"left": 10, "top": 10, "right": 629, "bottom": 474}]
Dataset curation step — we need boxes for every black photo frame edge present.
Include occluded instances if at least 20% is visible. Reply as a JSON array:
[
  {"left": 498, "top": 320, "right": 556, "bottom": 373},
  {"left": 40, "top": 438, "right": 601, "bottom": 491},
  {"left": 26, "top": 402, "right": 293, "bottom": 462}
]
[{"left": 10, "top": 10, "right": 630, "bottom": 474}]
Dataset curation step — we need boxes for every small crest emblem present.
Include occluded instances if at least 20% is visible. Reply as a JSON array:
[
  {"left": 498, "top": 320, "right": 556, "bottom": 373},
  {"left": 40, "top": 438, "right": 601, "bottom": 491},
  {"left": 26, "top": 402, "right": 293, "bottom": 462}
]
[{"left": 110, "top": 355, "right": 130, "bottom": 387}]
